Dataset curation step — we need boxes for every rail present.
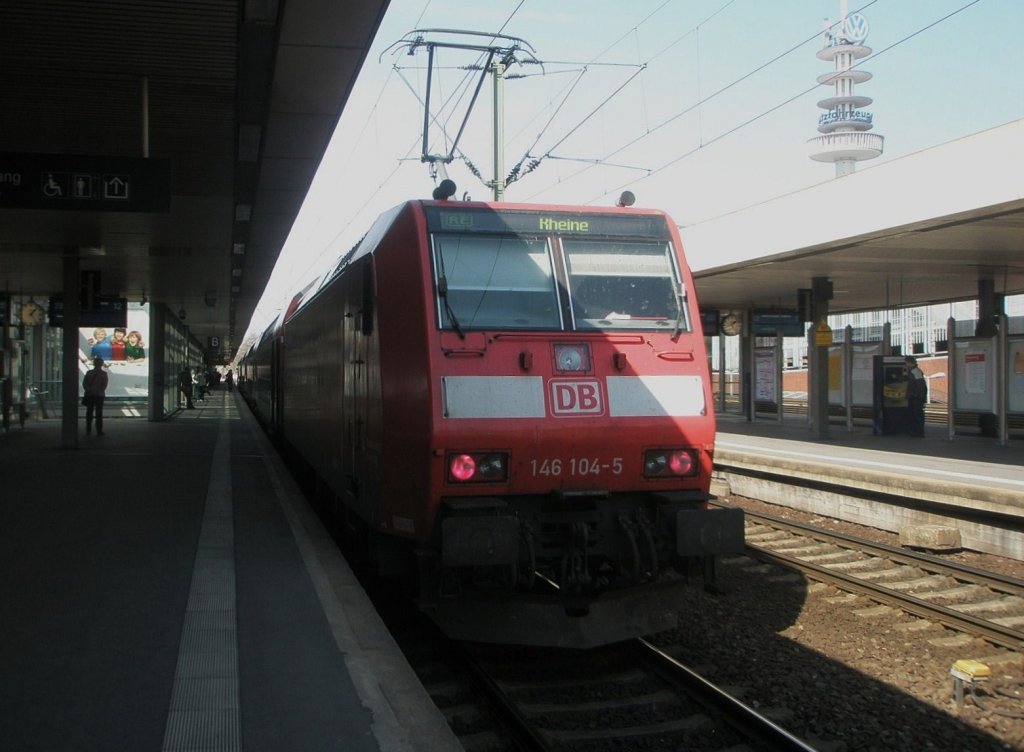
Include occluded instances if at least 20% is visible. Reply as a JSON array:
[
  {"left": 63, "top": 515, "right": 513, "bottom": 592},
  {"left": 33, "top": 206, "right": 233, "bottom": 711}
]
[{"left": 740, "top": 507, "right": 1024, "bottom": 651}]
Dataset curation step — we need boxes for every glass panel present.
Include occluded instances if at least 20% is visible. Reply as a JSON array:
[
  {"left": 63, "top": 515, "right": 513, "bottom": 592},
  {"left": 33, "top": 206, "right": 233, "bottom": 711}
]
[
  {"left": 564, "top": 240, "right": 686, "bottom": 331},
  {"left": 434, "top": 234, "right": 561, "bottom": 330}
]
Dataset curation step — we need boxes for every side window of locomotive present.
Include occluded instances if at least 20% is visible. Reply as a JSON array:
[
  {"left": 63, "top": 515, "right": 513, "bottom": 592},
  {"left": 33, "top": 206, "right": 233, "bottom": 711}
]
[
  {"left": 433, "top": 234, "right": 561, "bottom": 330},
  {"left": 563, "top": 240, "right": 687, "bottom": 331}
]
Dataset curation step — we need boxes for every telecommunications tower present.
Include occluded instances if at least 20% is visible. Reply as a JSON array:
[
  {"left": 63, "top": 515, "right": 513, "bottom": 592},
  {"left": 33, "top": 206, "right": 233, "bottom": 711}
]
[{"left": 807, "top": 1, "right": 884, "bottom": 176}]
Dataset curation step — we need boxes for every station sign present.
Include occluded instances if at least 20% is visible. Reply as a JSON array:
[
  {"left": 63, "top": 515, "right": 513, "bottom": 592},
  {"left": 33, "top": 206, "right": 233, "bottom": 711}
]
[
  {"left": 699, "top": 308, "right": 720, "bottom": 336},
  {"left": 48, "top": 296, "right": 128, "bottom": 327},
  {"left": 752, "top": 309, "right": 806, "bottom": 337},
  {"left": 0, "top": 152, "right": 170, "bottom": 212}
]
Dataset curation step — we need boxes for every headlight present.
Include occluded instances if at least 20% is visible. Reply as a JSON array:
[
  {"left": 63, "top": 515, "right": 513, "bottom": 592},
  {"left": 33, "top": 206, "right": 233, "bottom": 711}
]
[{"left": 553, "top": 343, "right": 590, "bottom": 372}]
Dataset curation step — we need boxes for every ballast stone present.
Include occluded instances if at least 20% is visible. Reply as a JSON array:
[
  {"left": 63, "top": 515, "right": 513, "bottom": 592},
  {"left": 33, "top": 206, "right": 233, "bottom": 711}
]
[{"left": 899, "top": 524, "right": 962, "bottom": 552}]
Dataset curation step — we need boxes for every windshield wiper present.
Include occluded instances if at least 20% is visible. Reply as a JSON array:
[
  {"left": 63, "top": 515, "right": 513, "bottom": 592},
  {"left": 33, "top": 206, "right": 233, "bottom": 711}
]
[
  {"left": 671, "top": 283, "right": 686, "bottom": 340},
  {"left": 437, "top": 276, "right": 465, "bottom": 339}
]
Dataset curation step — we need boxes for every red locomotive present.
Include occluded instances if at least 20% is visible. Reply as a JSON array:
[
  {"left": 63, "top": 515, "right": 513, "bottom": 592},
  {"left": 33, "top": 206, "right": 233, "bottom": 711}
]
[{"left": 240, "top": 195, "right": 743, "bottom": 647}]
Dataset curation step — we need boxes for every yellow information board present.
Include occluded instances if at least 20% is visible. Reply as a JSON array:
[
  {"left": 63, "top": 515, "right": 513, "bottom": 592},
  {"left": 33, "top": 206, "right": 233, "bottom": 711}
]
[{"left": 814, "top": 320, "right": 833, "bottom": 347}]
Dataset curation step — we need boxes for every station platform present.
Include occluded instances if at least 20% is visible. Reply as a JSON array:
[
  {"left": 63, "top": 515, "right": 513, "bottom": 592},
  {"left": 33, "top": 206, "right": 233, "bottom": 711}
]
[
  {"left": 714, "top": 411, "right": 1024, "bottom": 558},
  {"left": 0, "top": 389, "right": 460, "bottom": 752}
]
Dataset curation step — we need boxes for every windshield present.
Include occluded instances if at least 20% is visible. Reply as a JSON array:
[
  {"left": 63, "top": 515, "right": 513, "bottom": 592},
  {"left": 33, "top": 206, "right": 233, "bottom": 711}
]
[
  {"left": 431, "top": 216, "right": 688, "bottom": 334},
  {"left": 433, "top": 234, "right": 562, "bottom": 330},
  {"left": 564, "top": 240, "right": 684, "bottom": 331}
]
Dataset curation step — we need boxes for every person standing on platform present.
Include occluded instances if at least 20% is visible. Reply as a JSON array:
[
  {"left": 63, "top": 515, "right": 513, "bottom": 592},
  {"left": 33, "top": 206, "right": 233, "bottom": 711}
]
[
  {"left": 194, "top": 368, "right": 207, "bottom": 402},
  {"left": 82, "top": 357, "right": 109, "bottom": 436},
  {"left": 179, "top": 366, "right": 195, "bottom": 409},
  {"left": 905, "top": 356, "right": 927, "bottom": 437}
]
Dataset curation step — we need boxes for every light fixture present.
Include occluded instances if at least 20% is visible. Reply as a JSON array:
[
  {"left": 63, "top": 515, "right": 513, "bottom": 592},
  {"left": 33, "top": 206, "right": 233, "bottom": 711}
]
[
  {"left": 238, "top": 124, "right": 261, "bottom": 162},
  {"left": 244, "top": 0, "right": 279, "bottom": 23}
]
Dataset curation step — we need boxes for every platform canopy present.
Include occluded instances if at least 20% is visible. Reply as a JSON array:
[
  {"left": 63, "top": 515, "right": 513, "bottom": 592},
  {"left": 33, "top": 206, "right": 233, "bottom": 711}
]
[
  {"left": 684, "top": 119, "right": 1024, "bottom": 316},
  {"left": 0, "top": 0, "right": 390, "bottom": 362}
]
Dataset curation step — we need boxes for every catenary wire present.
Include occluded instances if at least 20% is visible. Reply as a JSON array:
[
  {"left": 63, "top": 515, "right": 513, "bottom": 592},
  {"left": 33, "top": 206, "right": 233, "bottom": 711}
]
[{"left": 578, "top": 0, "right": 983, "bottom": 207}]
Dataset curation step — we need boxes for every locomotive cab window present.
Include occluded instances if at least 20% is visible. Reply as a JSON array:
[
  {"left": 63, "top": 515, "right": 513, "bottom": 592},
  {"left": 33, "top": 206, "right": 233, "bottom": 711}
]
[
  {"left": 563, "top": 240, "right": 688, "bottom": 331},
  {"left": 433, "top": 234, "right": 561, "bottom": 330}
]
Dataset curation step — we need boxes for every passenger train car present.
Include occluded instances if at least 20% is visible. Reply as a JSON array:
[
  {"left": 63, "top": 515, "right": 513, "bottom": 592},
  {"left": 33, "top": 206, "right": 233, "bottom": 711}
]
[{"left": 239, "top": 196, "right": 744, "bottom": 648}]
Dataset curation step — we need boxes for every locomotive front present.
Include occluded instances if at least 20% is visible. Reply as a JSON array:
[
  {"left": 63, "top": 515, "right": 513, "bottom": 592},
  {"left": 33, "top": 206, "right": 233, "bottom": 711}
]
[{"left": 408, "top": 202, "right": 744, "bottom": 646}]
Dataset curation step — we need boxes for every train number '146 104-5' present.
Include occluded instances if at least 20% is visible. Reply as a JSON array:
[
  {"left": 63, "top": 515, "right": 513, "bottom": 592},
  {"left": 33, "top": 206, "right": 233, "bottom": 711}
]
[{"left": 530, "top": 457, "right": 623, "bottom": 477}]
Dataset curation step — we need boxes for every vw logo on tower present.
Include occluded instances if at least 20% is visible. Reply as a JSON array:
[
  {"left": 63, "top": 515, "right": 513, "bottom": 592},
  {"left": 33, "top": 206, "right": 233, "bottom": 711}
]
[{"left": 842, "top": 12, "right": 869, "bottom": 43}]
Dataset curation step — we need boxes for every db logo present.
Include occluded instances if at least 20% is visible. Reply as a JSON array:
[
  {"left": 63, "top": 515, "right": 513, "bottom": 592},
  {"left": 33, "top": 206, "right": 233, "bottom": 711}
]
[{"left": 550, "top": 379, "right": 603, "bottom": 416}]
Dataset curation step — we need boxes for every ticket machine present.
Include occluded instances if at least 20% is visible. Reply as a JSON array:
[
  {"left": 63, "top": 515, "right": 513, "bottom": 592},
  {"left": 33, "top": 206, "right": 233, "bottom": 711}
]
[{"left": 873, "top": 355, "right": 909, "bottom": 435}]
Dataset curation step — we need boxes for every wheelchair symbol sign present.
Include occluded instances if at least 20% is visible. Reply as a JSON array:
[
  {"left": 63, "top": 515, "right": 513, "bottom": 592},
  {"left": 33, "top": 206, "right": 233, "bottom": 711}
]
[{"left": 41, "top": 172, "right": 69, "bottom": 199}]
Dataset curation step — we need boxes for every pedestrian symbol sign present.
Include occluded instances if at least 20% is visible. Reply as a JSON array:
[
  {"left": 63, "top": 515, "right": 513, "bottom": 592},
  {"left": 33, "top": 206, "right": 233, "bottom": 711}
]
[{"left": 74, "top": 174, "right": 95, "bottom": 199}]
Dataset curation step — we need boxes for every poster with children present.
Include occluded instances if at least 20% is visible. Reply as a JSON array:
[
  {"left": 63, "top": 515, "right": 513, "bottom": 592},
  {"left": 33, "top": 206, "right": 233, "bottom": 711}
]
[{"left": 78, "top": 304, "right": 150, "bottom": 399}]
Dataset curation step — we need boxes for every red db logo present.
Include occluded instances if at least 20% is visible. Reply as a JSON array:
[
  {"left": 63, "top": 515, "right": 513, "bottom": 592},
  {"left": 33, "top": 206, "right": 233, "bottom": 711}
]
[{"left": 550, "top": 380, "right": 603, "bottom": 416}]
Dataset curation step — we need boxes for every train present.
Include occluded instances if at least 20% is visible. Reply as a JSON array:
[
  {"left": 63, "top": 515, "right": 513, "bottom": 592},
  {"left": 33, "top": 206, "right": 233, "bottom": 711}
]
[{"left": 238, "top": 191, "right": 744, "bottom": 648}]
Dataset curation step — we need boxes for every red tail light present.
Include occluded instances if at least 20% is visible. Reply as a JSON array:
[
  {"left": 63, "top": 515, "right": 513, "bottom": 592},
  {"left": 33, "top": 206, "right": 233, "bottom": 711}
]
[
  {"left": 643, "top": 448, "right": 698, "bottom": 478},
  {"left": 447, "top": 452, "right": 509, "bottom": 483}
]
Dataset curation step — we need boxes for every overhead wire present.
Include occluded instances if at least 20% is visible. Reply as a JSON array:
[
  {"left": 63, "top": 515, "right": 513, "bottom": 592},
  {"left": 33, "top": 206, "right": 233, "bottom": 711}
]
[
  {"left": 522, "top": 0, "right": 882, "bottom": 200},
  {"left": 262, "top": 0, "right": 530, "bottom": 312},
  {"left": 504, "top": 0, "right": 711, "bottom": 184},
  {"left": 578, "top": 0, "right": 983, "bottom": 207},
  {"left": 512, "top": 0, "right": 747, "bottom": 190}
]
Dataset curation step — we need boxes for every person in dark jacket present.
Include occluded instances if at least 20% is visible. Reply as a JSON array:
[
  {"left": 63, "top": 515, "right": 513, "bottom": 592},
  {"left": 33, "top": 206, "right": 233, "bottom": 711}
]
[
  {"left": 82, "top": 357, "right": 109, "bottom": 435},
  {"left": 179, "top": 366, "right": 195, "bottom": 409},
  {"left": 905, "top": 356, "right": 927, "bottom": 437}
]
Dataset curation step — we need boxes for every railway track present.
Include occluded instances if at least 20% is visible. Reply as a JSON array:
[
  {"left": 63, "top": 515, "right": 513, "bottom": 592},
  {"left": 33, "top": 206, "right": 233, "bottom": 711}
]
[
  {"left": 742, "top": 508, "right": 1024, "bottom": 650},
  {"left": 452, "top": 638, "right": 815, "bottom": 752},
  {"left": 391, "top": 594, "right": 817, "bottom": 751}
]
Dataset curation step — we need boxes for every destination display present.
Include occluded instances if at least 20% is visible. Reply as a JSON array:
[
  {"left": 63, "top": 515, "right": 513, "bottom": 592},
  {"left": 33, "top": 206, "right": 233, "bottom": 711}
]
[{"left": 425, "top": 205, "right": 671, "bottom": 239}]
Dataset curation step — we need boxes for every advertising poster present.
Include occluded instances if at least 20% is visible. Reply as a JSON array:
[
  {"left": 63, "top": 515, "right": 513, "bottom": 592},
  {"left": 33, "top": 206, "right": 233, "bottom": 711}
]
[
  {"left": 852, "top": 343, "right": 883, "bottom": 407},
  {"left": 827, "top": 346, "right": 843, "bottom": 405},
  {"left": 78, "top": 304, "right": 150, "bottom": 398},
  {"left": 953, "top": 339, "right": 994, "bottom": 413},
  {"left": 755, "top": 347, "right": 776, "bottom": 402},
  {"left": 1010, "top": 338, "right": 1024, "bottom": 414}
]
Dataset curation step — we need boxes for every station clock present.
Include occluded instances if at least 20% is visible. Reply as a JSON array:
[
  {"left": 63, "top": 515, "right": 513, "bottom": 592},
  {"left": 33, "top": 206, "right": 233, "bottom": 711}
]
[
  {"left": 20, "top": 300, "right": 46, "bottom": 326},
  {"left": 720, "top": 313, "right": 742, "bottom": 336}
]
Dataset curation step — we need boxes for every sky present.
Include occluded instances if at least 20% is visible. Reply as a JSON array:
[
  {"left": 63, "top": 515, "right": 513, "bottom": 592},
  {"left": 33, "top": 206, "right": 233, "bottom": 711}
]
[{"left": 240, "top": 0, "right": 1024, "bottom": 350}]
